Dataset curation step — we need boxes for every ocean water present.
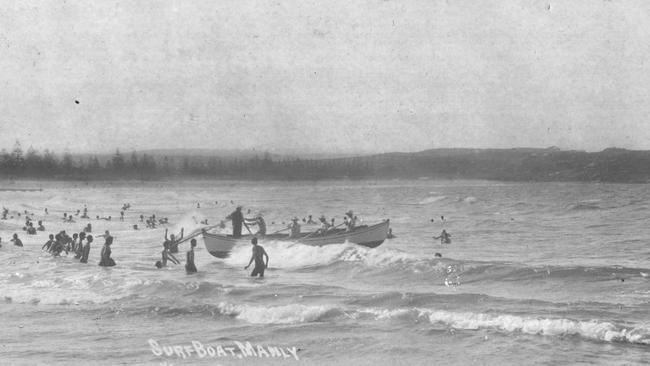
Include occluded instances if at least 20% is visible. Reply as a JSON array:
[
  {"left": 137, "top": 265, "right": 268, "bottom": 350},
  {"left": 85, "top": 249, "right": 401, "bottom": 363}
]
[{"left": 0, "top": 179, "right": 648, "bottom": 365}]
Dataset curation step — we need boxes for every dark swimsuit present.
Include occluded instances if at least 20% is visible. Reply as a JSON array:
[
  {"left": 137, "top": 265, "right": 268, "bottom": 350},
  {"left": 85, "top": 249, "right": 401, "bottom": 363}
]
[
  {"left": 99, "top": 245, "right": 116, "bottom": 267},
  {"left": 80, "top": 243, "right": 90, "bottom": 263},
  {"left": 185, "top": 250, "right": 197, "bottom": 274}
]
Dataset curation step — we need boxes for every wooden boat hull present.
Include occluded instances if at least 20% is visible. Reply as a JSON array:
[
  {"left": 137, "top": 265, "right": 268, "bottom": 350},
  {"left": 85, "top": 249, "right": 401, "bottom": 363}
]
[{"left": 202, "top": 219, "right": 390, "bottom": 258}]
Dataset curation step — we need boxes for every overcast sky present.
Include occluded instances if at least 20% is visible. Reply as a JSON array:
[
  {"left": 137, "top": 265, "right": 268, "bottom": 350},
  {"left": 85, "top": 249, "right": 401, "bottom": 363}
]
[{"left": 0, "top": 0, "right": 649, "bottom": 154}]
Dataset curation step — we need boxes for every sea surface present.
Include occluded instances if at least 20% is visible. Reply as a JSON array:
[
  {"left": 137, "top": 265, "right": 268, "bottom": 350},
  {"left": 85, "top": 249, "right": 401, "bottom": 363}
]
[{"left": 0, "top": 179, "right": 649, "bottom": 365}]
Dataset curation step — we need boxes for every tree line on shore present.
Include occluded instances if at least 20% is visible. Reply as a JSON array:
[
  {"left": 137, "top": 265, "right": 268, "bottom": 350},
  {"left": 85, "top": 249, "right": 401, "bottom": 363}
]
[
  {"left": 0, "top": 141, "right": 372, "bottom": 180},
  {"left": 2, "top": 141, "right": 650, "bottom": 182}
]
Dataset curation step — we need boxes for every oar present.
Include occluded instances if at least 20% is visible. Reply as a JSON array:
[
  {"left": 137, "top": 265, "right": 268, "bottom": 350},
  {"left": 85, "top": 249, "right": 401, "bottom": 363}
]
[
  {"left": 176, "top": 224, "right": 220, "bottom": 245},
  {"left": 244, "top": 222, "right": 254, "bottom": 236},
  {"left": 302, "top": 222, "right": 346, "bottom": 240},
  {"left": 268, "top": 227, "right": 291, "bottom": 235}
]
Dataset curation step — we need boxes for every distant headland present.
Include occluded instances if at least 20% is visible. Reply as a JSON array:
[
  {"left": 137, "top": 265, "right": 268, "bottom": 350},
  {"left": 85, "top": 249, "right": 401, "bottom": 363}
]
[{"left": 0, "top": 141, "right": 648, "bottom": 182}]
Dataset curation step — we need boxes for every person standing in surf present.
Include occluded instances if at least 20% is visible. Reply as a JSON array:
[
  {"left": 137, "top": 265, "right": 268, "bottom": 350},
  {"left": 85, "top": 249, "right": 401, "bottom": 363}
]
[
  {"left": 80, "top": 235, "right": 93, "bottom": 263},
  {"left": 11, "top": 233, "right": 23, "bottom": 247},
  {"left": 158, "top": 238, "right": 180, "bottom": 267},
  {"left": 164, "top": 228, "right": 184, "bottom": 254},
  {"left": 42, "top": 234, "right": 55, "bottom": 252},
  {"left": 99, "top": 236, "right": 116, "bottom": 267},
  {"left": 185, "top": 238, "right": 198, "bottom": 274},
  {"left": 244, "top": 237, "right": 269, "bottom": 278},
  {"left": 226, "top": 206, "right": 246, "bottom": 238},
  {"left": 434, "top": 229, "right": 452, "bottom": 244},
  {"left": 97, "top": 230, "right": 114, "bottom": 250},
  {"left": 75, "top": 232, "right": 86, "bottom": 258}
]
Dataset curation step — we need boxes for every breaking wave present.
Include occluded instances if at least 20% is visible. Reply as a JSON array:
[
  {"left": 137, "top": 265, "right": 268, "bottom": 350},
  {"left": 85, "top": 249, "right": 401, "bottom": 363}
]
[
  {"left": 418, "top": 196, "right": 447, "bottom": 205},
  {"left": 364, "top": 307, "right": 650, "bottom": 345}
]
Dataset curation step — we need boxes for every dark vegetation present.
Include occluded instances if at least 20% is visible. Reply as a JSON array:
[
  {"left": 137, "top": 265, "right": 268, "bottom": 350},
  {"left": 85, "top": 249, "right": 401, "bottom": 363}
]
[{"left": 0, "top": 141, "right": 648, "bottom": 182}]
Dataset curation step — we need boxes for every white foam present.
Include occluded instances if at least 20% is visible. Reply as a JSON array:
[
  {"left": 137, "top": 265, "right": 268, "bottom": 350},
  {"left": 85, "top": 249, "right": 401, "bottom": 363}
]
[
  {"left": 361, "top": 307, "right": 650, "bottom": 345},
  {"left": 224, "top": 241, "right": 417, "bottom": 269},
  {"left": 418, "top": 196, "right": 447, "bottom": 205},
  {"left": 464, "top": 196, "right": 478, "bottom": 204},
  {"left": 217, "top": 302, "right": 333, "bottom": 324}
]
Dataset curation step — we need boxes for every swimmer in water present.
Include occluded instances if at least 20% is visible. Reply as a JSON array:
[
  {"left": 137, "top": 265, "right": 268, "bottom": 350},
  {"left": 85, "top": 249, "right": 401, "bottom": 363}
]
[
  {"left": 42, "top": 234, "right": 55, "bottom": 252},
  {"left": 433, "top": 230, "right": 452, "bottom": 244},
  {"left": 11, "top": 233, "right": 23, "bottom": 247},
  {"left": 185, "top": 239, "right": 198, "bottom": 274},
  {"left": 244, "top": 237, "right": 269, "bottom": 278}
]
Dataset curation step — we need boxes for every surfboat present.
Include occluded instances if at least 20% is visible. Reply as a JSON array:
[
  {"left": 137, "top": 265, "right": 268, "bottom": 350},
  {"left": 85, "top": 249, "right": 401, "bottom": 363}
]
[{"left": 202, "top": 219, "right": 390, "bottom": 258}]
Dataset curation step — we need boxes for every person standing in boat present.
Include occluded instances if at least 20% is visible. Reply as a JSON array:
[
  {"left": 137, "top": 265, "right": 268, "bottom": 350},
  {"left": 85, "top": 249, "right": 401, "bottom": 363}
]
[
  {"left": 289, "top": 217, "right": 301, "bottom": 238},
  {"left": 226, "top": 206, "right": 246, "bottom": 238},
  {"left": 244, "top": 237, "right": 268, "bottom": 278},
  {"left": 245, "top": 214, "right": 266, "bottom": 237}
]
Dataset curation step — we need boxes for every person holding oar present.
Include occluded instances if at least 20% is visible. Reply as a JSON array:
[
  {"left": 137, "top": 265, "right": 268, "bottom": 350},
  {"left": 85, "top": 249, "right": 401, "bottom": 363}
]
[
  {"left": 344, "top": 210, "right": 357, "bottom": 232},
  {"left": 244, "top": 213, "right": 266, "bottom": 236},
  {"left": 288, "top": 217, "right": 301, "bottom": 239},
  {"left": 315, "top": 215, "right": 332, "bottom": 236}
]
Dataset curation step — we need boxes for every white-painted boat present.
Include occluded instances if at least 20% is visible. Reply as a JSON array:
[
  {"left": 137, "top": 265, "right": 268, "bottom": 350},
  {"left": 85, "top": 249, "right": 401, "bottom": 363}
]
[{"left": 202, "top": 219, "right": 390, "bottom": 258}]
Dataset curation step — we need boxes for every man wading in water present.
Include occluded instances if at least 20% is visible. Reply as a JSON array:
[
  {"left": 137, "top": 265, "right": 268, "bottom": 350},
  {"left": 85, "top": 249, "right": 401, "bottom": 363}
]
[{"left": 244, "top": 237, "right": 269, "bottom": 278}]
